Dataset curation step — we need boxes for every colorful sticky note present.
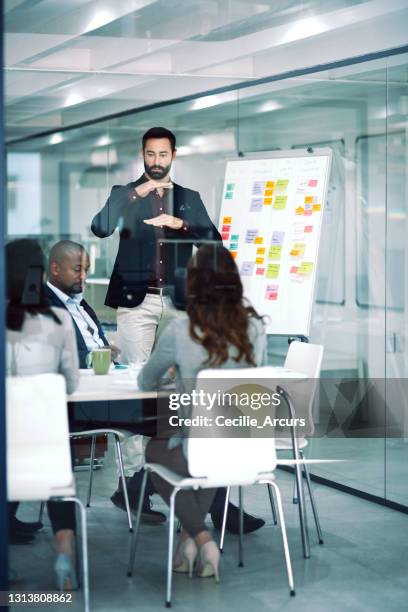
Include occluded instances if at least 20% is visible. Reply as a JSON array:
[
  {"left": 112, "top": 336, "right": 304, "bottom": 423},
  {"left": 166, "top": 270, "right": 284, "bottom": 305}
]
[
  {"left": 226, "top": 183, "right": 235, "bottom": 191},
  {"left": 223, "top": 217, "right": 232, "bottom": 224},
  {"left": 290, "top": 243, "right": 306, "bottom": 258},
  {"left": 264, "top": 189, "right": 274, "bottom": 197},
  {"left": 304, "top": 209, "right": 312, "bottom": 216},
  {"left": 245, "top": 229, "right": 258, "bottom": 243},
  {"left": 250, "top": 199, "right": 263, "bottom": 212},
  {"left": 308, "top": 179, "right": 318, "bottom": 187},
  {"left": 295, "top": 206, "right": 305, "bottom": 215},
  {"left": 265, "top": 181, "right": 275, "bottom": 189},
  {"left": 271, "top": 231, "right": 285, "bottom": 246},
  {"left": 221, "top": 233, "right": 230, "bottom": 241},
  {"left": 230, "top": 251, "right": 238, "bottom": 260},
  {"left": 312, "top": 204, "right": 321, "bottom": 212},
  {"left": 265, "top": 284, "right": 279, "bottom": 301},
  {"left": 225, "top": 192, "right": 233, "bottom": 199},
  {"left": 254, "top": 236, "right": 264, "bottom": 245},
  {"left": 273, "top": 195, "right": 288, "bottom": 210},
  {"left": 256, "top": 247, "right": 266, "bottom": 255},
  {"left": 266, "top": 264, "right": 280, "bottom": 279},
  {"left": 304, "top": 225, "right": 313, "bottom": 233},
  {"left": 241, "top": 261, "right": 255, "bottom": 276},
  {"left": 290, "top": 266, "right": 299, "bottom": 274},
  {"left": 222, "top": 225, "right": 231, "bottom": 233},
  {"left": 256, "top": 268, "right": 265, "bottom": 276},
  {"left": 231, "top": 234, "right": 239, "bottom": 241},
  {"left": 252, "top": 182, "right": 264, "bottom": 195},
  {"left": 229, "top": 243, "right": 238, "bottom": 251},
  {"left": 256, "top": 257, "right": 264, "bottom": 264},
  {"left": 276, "top": 179, "right": 289, "bottom": 190},
  {"left": 304, "top": 196, "right": 314, "bottom": 204},
  {"left": 263, "top": 198, "right": 273, "bottom": 205},
  {"left": 268, "top": 246, "right": 282, "bottom": 260},
  {"left": 298, "top": 262, "right": 314, "bottom": 277}
]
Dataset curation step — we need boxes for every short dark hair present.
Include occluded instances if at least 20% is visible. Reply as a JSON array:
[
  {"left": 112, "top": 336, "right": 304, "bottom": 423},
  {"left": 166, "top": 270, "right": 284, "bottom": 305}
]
[
  {"left": 49, "top": 240, "right": 86, "bottom": 268},
  {"left": 142, "top": 127, "right": 176, "bottom": 151}
]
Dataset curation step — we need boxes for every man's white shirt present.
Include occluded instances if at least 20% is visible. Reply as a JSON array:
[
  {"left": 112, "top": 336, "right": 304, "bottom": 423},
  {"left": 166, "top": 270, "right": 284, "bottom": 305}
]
[{"left": 47, "top": 281, "right": 105, "bottom": 351}]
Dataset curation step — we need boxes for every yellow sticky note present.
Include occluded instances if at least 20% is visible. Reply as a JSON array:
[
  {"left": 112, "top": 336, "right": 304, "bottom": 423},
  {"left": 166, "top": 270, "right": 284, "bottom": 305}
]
[
  {"left": 266, "top": 264, "right": 280, "bottom": 279},
  {"left": 273, "top": 195, "right": 288, "bottom": 210},
  {"left": 304, "top": 196, "right": 313, "bottom": 204},
  {"left": 265, "top": 181, "right": 275, "bottom": 189},
  {"left": 268, "top": 246, "right": 282, "bottom": 260},
  {"left": 290, "top": 248, "right": 300, "bottom": 257},
  {"left": 276, "top": 179, "right": 289, "bottom": 190},
  {"left": 256, "top": 247, "right": 266, "bottom": 255},
  {"left": 256, "top": 257, "right": 264, "bottom": 264},
  {"left": 312, "top": 204, "right": 321, "bottom": 212},
  {"left": 264, "top": 189, "right": 274, "bottom": 197},
  {"left": 298, "top": 262, "right": 313, "bottom": 276},
  {"left": 254, "top": 237, "right": 264, "bottom": 244},
  {"left": 263, "top": 198, "right": 273, "bottom": 205},
  {"left": 223, "top": 216, "right": 232, "bottom": 224},
  {"left": 295, "top": 206, "right": 305, "bottom": 215}
]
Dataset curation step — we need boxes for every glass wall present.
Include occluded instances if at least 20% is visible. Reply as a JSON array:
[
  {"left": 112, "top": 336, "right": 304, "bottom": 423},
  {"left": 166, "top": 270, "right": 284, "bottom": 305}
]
[{"left": 6, "top": 52, "right": 408, "bottom": 505}]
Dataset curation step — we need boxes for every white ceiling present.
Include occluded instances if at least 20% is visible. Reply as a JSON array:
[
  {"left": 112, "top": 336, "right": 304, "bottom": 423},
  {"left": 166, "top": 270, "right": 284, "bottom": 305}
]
[{"left": 4, "top": 0, "right": 408, "bottom": 142}]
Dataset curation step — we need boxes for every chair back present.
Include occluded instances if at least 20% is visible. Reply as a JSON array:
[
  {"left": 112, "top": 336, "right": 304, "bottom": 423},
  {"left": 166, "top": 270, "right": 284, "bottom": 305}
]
[
  {"left": 7, "top": 373, "right": 73, "bottom": 501},
  {"left": 187, "top": 367, "right": 281, "bottom": 487},
  {"left": 283, "top": 341, "right": 323, "bottom": 436}
]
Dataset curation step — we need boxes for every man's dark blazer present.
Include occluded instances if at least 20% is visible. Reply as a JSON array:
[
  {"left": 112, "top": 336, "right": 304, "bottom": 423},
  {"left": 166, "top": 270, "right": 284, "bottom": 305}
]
[
  {"left": 45, "top": 284, "right": 109, "bottom": 369},
  {"left": 91, "top": 175, "right": 222, "bottom": 309}
]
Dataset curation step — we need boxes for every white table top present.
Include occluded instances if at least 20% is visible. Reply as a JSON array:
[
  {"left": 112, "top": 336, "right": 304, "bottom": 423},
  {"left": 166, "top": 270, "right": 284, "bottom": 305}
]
[
  {"left": 67, "top": 366, "right": 158, "bottom": 402},
  {"left": 67, "top": 365, "right": 307, "bottom": 402}
]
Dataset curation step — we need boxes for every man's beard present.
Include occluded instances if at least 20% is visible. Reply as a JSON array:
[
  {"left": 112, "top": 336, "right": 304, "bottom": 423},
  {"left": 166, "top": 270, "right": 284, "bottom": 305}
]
[{"left": 144, "top": 161, "right": 172, "bottom": 180}]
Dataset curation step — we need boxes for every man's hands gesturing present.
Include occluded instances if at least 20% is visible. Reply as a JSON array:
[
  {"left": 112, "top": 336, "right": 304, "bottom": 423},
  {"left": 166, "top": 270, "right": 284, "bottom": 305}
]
[
  {"left": 134, "top": 180, "right": 172, "bottom": 199},
  {"left": 144, "top": 214, "right": 183, "bottom": 230}
]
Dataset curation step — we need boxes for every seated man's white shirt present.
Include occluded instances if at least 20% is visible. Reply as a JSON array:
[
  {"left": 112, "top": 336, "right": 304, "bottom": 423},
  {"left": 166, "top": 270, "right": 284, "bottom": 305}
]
[{"left": 47, "top": 281, "right": 105, "bottom": 352}]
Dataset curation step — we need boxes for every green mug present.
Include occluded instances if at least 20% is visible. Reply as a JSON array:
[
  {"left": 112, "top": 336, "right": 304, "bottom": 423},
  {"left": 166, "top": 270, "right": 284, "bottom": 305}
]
[{"left": 92, "top": 348, "right": 111, "bottom": 375}]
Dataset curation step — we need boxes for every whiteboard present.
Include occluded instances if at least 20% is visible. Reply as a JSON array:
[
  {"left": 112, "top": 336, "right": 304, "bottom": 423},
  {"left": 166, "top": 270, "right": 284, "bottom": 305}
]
[{"left": 218, "top": 149, "right": 332, "bottom": 336}]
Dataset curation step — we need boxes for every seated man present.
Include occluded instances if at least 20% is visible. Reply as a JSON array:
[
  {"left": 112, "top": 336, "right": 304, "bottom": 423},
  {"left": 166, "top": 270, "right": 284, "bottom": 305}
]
[{"left": 46, "top": 239, "right": 165, "bottom": 524}]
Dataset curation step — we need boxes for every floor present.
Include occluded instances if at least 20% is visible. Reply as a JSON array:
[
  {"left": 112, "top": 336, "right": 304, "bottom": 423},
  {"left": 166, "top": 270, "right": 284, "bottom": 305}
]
[{"left": 9, "top": 444, "right": 408, "bottom": 612}]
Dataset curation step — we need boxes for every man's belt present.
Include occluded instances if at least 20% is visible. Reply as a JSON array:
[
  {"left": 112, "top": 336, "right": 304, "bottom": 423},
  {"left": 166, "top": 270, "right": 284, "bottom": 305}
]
[{"left": 146, "top": 286, "right": 171, "bottom": 296}]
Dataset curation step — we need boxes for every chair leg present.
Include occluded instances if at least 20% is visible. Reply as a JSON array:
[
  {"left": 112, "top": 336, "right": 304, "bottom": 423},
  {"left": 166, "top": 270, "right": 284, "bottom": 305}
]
[
  {"left": 66, "top": 497, "right": 90, "bottom": 612},
  {"left": 301, "top": 450, "right": 323, "bottom": 545},
  {"left": 238, "top": 486, "right": 244, "bottom": 567},
  {"left": 114, "top": 434, "right": 133, "bottom": 532},
  {"left": 166, "top": 488, "right": 179, "bottom": 608},
  {"left": 219, "top": 486, "right": 230, "bottom": 553},
  {"left": 267, "top": 484, "right": 278, "bottom": 525},
  {"left": 38, "top": 501, "right": 45, "bottom": 523},
  {"left": 86, "top": 436, "right": 96, "bottom": 508},
  {"left": 292, "top": 472, "right": 298, "bottom": 504},
  {"left": 266, "top": 481, "right": 295, "bottom": 597},
  {"left": 127, "top": 470, "right": 148, "bottom": 576},
  {"left": 294, "top": 459, "right": 310, "bottom": 558}
]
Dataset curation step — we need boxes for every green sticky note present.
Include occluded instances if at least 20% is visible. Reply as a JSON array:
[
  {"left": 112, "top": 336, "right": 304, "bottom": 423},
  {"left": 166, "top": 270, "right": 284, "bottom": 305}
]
[
  {"left": 268, "top": 246, "right": 282, "bottom": 260},
  {"left": 273, "top": 195, "right": 288, "bottom": 210},
  {"left": 266, "top": 264, "right": 280, "bottom": 279}
]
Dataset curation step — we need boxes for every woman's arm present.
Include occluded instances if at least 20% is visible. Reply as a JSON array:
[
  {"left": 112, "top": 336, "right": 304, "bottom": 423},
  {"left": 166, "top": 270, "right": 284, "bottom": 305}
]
[{"left": 138, "top": 323, "right": 177, "bottom": 390}]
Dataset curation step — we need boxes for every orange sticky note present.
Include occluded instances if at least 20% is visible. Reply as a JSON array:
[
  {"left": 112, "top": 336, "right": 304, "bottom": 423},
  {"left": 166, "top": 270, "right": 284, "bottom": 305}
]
[
  {"left": 264, "top": 189, "right": 274, "bottom": 197},
  {"left": 304, "top": 196, "right": 313, "bottom": 204},
  {"left": 312, "top": 204, "right": 321, "bottom": 212},
  {"left": 295, "top": 206, "right": 305, "bottom": 215},
  {"left": 223, "top": 216, "right": 232, "bottom": 224},
  {"left": 254, "top": 237, "right": 264, "bottom": 244},
  {"left": 230, "top": 251, "right": 238, "bottom": 259},
  {"left": 263, "top": 198, "right": 273, "bottom": 205},
  {"left": 256, "top": 257, "right": 264, "bottom": 264},
  {"left": 265, "top": 181, "right": 275, "bottom": 189},
  {"left": 256, "top": 247, "right": 265, "bottom": 255}
]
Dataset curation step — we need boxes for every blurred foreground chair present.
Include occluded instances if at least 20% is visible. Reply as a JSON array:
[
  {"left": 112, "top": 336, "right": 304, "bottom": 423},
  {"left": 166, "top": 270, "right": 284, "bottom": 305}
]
[
  {"left": 128, "top": 367, "right": 296, "bottom": 607},
  {"left": 7, "top": 374, "right": 89, "bottom": 612}
]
